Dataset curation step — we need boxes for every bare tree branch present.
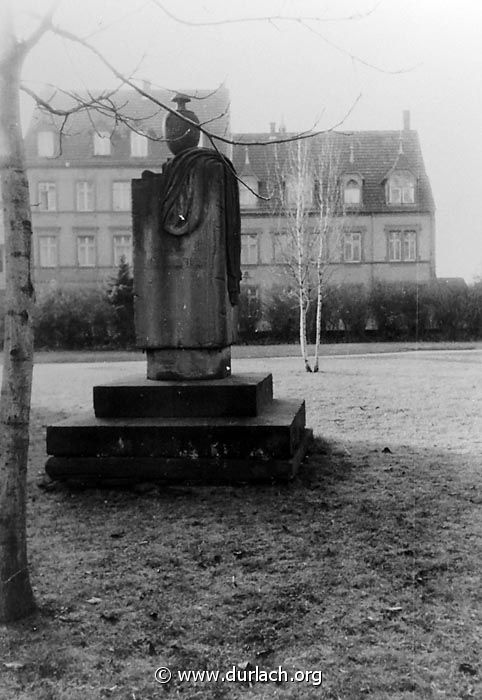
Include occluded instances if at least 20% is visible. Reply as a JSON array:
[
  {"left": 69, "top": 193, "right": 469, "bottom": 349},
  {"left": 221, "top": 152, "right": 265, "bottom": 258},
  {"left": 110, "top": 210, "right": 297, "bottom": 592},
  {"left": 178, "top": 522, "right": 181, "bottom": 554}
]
[
  {"left": 133, "top": 81, "right": 228, "bottom": 102},
  {"left": 20, "top": 84, "right": 119, "bottom": 117},
  {"left": 151, "top": 0, "right": 414, "bottom": 76},
  {"left": 301, "top": 21, "right": 419, "bottom": 75},
  {"left": 151, "top": 0, "right": 382, "bottom": 27},
  {"left": 83, "top": 1, "right": 151, "bottom": 40},
  {"left": 18, "top": 0, "right": 60, "bottom": 58},
  {"left": 46, "top": 21, "right": 362, "bottom": 147}
]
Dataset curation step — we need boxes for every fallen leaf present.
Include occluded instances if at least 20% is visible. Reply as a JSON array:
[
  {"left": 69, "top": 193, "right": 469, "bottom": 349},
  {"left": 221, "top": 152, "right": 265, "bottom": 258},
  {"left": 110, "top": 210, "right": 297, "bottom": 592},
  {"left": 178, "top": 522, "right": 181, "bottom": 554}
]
[
  {"left": 3, "top": 662, "right": 25, "bottom": 670},
  {"left": 87, "top": 597, "right": 102, "bottom": 605}
]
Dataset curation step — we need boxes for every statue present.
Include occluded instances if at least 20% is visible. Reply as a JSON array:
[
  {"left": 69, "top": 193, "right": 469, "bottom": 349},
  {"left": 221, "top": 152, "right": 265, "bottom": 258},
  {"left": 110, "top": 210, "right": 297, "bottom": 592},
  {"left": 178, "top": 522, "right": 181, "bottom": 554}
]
[
  {"left": 132, "top": 94, "right": 241, "bottom": 380},
  {"left": 45, "top": 94, "right": 311, "bottom": 488}
]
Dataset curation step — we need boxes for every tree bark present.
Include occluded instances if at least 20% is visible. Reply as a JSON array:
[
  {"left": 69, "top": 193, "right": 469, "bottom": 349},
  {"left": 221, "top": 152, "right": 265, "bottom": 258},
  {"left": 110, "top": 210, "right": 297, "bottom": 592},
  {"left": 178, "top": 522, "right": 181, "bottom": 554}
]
[
  {"left": 313, "top": 253, "right": 323, "bottom": 373},
  {"left": 0, "top": 19, "right": 36, "bottom": 622}
]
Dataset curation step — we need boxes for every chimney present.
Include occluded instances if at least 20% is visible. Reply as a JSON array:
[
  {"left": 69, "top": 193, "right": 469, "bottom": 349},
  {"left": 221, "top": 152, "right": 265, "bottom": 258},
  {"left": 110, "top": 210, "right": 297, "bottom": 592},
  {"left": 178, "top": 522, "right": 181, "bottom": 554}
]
[
  {"left": 403, "top": 110, "right": 411, "bottom": 131},
  {"left": 269, "top": 122, "right": 276, "bottom": 139}
]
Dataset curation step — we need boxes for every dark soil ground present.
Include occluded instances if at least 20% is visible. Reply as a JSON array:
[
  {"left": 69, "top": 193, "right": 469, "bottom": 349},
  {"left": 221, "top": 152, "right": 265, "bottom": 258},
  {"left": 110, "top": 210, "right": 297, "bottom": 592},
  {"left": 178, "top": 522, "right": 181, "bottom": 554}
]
[{"left": 0, "top": 347, "right": 481, "bottom": 699}]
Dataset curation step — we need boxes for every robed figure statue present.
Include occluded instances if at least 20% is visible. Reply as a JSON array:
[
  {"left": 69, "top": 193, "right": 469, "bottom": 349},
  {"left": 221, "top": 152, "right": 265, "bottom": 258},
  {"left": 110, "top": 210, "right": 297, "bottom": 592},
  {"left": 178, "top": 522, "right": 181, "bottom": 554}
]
[{"left": 132, "top": 95, "right": 241, "bottom": 380}]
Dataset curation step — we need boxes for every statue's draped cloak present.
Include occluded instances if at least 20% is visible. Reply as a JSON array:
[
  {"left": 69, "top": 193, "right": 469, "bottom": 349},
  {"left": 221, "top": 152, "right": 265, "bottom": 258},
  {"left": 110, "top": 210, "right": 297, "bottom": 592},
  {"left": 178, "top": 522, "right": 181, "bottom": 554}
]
[{"left": 132, "top": 147, "right": 241, "bottom": 350}]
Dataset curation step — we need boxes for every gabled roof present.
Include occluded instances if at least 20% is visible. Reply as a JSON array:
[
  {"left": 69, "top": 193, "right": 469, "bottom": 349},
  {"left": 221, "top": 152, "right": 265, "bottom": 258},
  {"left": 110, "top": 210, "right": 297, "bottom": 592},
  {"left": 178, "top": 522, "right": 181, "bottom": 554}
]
[
  {"left": 232, "top": 129, "right": 435, "bottom": 214},
  {"left": 25, "top": 86, "right": 231, "bottom": 166}
]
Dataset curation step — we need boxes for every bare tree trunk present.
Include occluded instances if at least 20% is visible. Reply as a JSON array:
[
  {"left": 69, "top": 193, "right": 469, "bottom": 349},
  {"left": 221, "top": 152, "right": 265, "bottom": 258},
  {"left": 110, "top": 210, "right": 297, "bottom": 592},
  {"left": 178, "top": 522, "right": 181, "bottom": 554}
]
[
  {"left": 313, "top": 257, "right": 323, "bottom": 373},
  {"left": 0, "top": 16, "right": 36, "bottom": 622},
  {"left": 296, "top": 235, "right": 311, "bottom": 373}
]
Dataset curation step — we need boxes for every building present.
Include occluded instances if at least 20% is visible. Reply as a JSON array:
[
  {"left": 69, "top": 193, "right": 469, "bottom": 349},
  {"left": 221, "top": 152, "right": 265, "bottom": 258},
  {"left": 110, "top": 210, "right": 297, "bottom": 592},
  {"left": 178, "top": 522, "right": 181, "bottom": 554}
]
[
  {"left": 22, "top": 86, "right": 230, "bottom": 290},
  {"left": 232, "top": 112, "right": 436, "bottom": 312},
  {"left": 18, "top": 96, "right": 435, "bottom": 316}
]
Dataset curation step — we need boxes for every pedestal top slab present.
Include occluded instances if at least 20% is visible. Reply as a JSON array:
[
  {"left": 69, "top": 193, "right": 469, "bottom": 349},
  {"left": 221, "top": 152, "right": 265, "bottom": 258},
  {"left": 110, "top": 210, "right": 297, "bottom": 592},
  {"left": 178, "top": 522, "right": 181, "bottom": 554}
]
[{"left": 93, "top": 372, "right": 273, "bottom": 418}]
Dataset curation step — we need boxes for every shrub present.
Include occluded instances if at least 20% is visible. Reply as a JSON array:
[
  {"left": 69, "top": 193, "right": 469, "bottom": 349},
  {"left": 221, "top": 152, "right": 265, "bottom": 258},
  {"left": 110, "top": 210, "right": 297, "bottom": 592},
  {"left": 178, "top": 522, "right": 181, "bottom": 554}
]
[
  {"left": 0, "top": 293, "right": 4, "bottom": 347},
  {"left": 34, "top": 286, "right": 112, "bottom": 349},
  {"left": 466, "top": 282, "right": 482, "bottom": 338},
  {"left": 330, "top": 284, "right": 370, "bottom": 339},
  {"left": 369, "top": 282, "right": 432, "bottom": 340},
  {"left": 237, "top": 286, "right": 263, "bottom": 342},
  {"left": 430, "top": 281, "right": 470, "bottom": 340},
  {"left": 106, "top": 258, "right": 135, "bottom": 347},
  {"left": 263, "top": 285, "right": 299, "bottom": 342}
]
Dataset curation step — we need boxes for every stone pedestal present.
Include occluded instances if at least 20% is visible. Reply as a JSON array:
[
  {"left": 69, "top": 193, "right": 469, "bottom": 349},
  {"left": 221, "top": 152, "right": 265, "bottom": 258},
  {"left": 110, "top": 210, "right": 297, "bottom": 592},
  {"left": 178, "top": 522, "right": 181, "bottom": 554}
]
[
  {"left": 146, "top": 347, "right": 231, "bottom": 380},
  {"left": 45, "top": 373, "right": 312, "bottom": 486}
]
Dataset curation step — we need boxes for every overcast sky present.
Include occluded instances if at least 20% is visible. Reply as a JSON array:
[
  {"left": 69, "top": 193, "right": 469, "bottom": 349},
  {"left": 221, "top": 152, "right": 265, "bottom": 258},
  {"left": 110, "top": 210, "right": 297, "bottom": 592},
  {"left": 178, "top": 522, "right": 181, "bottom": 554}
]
[{"left": 14, "top": 0, "right": 482, "bottom": 281}]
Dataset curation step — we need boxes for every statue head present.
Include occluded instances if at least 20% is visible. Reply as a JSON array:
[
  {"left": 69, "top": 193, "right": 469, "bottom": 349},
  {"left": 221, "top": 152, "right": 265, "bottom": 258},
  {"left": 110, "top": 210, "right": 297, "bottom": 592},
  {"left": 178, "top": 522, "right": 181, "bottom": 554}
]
[{"left": 164, "top": 93, "right": 201, "bottom": 155}]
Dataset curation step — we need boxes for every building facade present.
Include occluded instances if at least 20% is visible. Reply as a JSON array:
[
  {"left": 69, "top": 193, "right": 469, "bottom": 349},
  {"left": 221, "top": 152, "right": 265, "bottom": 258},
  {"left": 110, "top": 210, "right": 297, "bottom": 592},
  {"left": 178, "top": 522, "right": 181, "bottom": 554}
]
[
  {"left": 232, "top": 114, "right": 436, "bottom": 313},
  {"left": 12, "top": 97, "right": 435, "bottom": 315},
  {"left": 22, "top": 87, "right": 231, "bottom": 290}
]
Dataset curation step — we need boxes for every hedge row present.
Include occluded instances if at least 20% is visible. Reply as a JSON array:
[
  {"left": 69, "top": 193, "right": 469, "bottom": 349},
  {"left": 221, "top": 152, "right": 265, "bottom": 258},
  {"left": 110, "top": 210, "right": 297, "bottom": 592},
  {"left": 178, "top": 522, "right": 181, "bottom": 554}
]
[
  {"left": 240, "top": 281, "right": 482, "bottom": 343},
  {"left": 1, "top": 276, "right": 481, "bottom": 350}
]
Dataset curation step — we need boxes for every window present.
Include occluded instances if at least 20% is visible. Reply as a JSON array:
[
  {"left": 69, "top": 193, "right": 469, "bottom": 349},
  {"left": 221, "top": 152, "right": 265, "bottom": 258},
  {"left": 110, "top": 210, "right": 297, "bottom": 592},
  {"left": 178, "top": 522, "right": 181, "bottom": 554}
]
[
  {"left": 76, "top": 181, "right": 94, "bottom": 211},
  {"left": 388, "top": 231, "right": 402, "bottom": 261},
  {"left": 77, "top": 235, "right": 96, "bottom": 267},
  {"left": 344, "top": 179, "right": 361, "bottom": 205},
  {"left": 38, "top": 236, "right": 58, "bottom": 268},
  {"left": 130, "top": 132, "right": 148, "bottom": 157},
  {"left": 241, "top": 233, "right": 258, "bottom": 265},
  {"left": 272, "top": 231, "right": 288, "bottom": 262},
  {"left": 93, "top": 131, "right": 111, "bottom": 156},
  {"left": 113, "top": 234, "right": 133, "bottom": 266},
  {"left": 112, "top": 181, "right": 131, "bottom": 211},
  {"left": 388, "top": 172, "right": 415, "bottom": 204},
  {"left": 37, "top": 131, "right": 56, "bottom": 157},
  {"left": 403, "top": 230, "right": 417, "bottom": 261},
  {"left": 239, "top": 180, "right": 258, "bottom": 208},
  {"left": 388, "top": 229, "right": 417, "bottom": 262},
  {"left": 38, "top": 182, "right": 57, "bottom": 211},
  {"left": 343, "top": 231, "right": 362, "bottom": 262}
]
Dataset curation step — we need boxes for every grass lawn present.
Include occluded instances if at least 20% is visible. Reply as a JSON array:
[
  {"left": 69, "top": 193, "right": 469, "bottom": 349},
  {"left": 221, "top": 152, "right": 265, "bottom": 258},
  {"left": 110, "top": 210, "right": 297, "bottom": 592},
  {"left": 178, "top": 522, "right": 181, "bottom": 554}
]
[
  {"left": 29, "top": 339, "right": 482, "bottom": 364},
  {"left": 0, "top": 348, "right": 481, "bottom": 699}
]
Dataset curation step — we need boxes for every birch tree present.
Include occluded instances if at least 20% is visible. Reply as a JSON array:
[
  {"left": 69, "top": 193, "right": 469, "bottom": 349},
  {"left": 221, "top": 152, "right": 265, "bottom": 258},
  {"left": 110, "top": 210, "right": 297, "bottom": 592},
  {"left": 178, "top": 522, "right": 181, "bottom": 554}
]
[
  {"left": 311, "top": 136, "right": 343, "bottom": 371},
  {"left": 0, "top": 1, "right": 57, "bottom": 622},
  {"left": 273, "top": 135, "right": 343, "bottom": 372}
]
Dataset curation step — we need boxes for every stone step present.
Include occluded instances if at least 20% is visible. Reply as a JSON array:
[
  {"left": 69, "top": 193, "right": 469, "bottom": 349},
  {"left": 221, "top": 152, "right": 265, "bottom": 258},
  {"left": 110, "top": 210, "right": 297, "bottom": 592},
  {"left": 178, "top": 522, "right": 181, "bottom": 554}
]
[
  {"left": 47, "top": 399, "right": 305, "bottom": 461},
  {"left": 93, "top": 372, "right": 273, "bottom": 418},
  {"left": 45, "top": 428, "right": 313, "bottom": 485}
]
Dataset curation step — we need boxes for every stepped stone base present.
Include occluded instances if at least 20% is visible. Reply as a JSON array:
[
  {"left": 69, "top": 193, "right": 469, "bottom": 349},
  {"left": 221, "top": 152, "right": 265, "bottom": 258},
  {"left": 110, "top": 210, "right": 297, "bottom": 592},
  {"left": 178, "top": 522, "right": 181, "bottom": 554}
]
[
  {"left": 45, "top": 373, "right": 312, "bottom": 486},
  {"left": 93, "top": 373, "right": 273, "bottom": 418}
]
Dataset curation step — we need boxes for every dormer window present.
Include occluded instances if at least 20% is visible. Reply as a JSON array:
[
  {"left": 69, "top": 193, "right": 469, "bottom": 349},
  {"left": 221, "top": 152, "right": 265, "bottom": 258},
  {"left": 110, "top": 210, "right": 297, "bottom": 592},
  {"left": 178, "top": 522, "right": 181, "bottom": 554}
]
[
  {"left": 342, "top": 173, "right": 363, "bottom": 207},
  {"left": 239, "top": 180, "right": 258, "bottom": 208},
  {"left": 388, "top": 171, "right": 415, "bottom": 204},
  {"left": 344, "top": 179, "right": 361, "bottom": 205},
  {"left": 37, "top": 131, "right": 56, "bottom": 158},
  {"left": 93, "top": 131, "right": 111, "bottom": 156}
]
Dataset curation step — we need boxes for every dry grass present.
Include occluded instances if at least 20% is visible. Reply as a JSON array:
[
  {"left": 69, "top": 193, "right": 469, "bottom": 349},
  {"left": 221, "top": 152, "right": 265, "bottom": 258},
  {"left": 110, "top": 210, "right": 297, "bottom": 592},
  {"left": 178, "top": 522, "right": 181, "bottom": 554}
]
[{"left": 0, "top": 348, "right": 481, "bottom": 699}]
